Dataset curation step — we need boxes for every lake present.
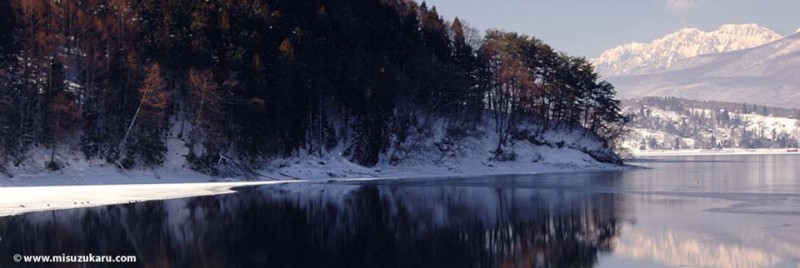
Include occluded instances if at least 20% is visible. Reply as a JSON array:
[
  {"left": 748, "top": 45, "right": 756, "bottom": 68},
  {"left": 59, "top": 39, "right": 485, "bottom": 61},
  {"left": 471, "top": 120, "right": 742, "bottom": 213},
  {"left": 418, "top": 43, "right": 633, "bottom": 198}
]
[{"left": 1, "top": 154, "right": 799, "bottom": 267}]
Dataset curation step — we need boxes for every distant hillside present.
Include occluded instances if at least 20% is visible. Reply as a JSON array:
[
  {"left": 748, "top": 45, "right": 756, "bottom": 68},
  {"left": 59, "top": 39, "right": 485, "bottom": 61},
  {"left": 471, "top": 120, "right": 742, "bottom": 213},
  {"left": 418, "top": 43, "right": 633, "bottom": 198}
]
[{"left": 623, "top": 97, "right": 800, "bottom": 151}]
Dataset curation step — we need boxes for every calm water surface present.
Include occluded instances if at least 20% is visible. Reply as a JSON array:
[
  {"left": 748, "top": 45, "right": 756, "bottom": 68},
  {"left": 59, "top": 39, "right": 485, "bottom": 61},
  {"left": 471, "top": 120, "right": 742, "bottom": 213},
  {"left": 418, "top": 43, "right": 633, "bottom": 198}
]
[{"left": 1, "top": 154, "right": 799, "bottom": 267}]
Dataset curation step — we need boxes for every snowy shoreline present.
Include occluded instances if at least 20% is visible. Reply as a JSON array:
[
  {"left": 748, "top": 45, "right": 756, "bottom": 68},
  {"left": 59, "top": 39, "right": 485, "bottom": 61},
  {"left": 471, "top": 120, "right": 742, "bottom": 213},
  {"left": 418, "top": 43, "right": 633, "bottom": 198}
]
[
  {"left": 0, "top": 124, "right": 632, "bottom": 217},
  {"left": 0, "top": 155, "right": 629, "bottom": 217},
  {"left": 0, "top": 181, "right": 302, "bottom": 217}
]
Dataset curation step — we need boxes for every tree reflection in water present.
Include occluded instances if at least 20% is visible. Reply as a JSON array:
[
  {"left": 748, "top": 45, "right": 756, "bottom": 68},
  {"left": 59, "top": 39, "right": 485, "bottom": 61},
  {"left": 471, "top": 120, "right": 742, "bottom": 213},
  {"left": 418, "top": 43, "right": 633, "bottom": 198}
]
[{"left": 0, "top": 181, "right": 623, "bottom": 267}]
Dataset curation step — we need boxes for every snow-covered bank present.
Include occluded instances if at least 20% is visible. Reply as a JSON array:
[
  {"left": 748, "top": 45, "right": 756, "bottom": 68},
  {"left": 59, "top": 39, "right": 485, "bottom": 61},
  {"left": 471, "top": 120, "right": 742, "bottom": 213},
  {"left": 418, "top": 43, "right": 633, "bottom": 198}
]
[
  {"left": 0, "top": 144, "right": 627, "bottom": 217},
  {"left": 0, "top": 123, "right": 629, "bottom": 217},
  {"left": 0, "top": 181, "right": 301, "bottom": 217},
  {"left": 0, "top": 148, "right": 624, "bottom": 187},
  {"left": 632, "top": 148, "right": 800, "bottom": 157},
  {"left": 260, "top": 144, "right": 624, "bottom": 181},
  {"left": 2, "top": 121, "right": 626, "bottom": 185},
  {"left": 0, "top": 157, "right": 625, "bottom": 217}
]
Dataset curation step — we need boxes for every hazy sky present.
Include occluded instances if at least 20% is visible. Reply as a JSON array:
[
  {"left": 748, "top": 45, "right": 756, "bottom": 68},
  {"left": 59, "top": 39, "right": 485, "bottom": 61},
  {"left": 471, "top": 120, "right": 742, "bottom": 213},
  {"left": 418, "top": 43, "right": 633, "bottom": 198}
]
[{"left": 423, "top": 0, "right": 800, "bottom": 58}]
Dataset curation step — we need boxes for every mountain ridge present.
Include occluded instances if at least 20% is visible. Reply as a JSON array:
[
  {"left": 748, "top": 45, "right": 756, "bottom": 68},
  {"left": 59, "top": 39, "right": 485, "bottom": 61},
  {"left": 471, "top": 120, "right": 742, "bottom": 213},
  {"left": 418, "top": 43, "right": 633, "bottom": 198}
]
[
  {"left": 607, "top": 32, "right": 800, "bottom": 108},
  {"left": 593, "top": 24, "right": 784, "bottom": 76}
]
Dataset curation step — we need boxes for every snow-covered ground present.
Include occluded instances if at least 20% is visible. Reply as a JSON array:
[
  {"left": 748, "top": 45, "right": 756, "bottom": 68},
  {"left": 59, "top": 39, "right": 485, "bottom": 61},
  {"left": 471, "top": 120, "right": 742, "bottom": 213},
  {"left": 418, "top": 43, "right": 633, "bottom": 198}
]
[
  {"left": 0, "top": 125, "right": 628, "bottom": 217},
  {"left": 0, "top": 181, "right": 301, "bottom": 217},
  {"left": 261, "top": 143, "right": 620, "bottom": 181},
  {"left": 2, "top": 124, "right": 623, "bottom": 186},
  {"left": 0, "top": 149, "right": 624, "bottom": 217}
]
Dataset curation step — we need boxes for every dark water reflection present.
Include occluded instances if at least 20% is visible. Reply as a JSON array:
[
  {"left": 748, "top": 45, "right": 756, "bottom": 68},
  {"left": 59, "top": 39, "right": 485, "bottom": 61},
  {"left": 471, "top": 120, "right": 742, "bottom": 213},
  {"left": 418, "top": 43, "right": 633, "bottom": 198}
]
[
  {"left": 0, "top": 176, "right": 625, "bottom": 268},
  {"left": 3, "top": 155, "right": 800, "bottom": 267}
]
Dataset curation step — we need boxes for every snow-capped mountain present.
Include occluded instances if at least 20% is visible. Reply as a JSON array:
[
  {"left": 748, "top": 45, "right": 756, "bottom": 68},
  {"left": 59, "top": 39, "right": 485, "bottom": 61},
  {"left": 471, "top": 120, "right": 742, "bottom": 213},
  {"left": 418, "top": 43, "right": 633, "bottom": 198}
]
[
  {"left": 608, "top": 32, "right": 800, "bottom": 108},
  {"left": 593, "top": 24, "right": 783, "bottom": 76}
]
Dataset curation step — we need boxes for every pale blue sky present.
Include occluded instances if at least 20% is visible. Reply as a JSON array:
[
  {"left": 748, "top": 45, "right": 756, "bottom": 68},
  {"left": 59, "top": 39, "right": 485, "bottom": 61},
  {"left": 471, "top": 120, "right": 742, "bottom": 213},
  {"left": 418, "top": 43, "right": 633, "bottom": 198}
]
[{"left": 423, "top": 0, "right": 800, "bottom": 58}]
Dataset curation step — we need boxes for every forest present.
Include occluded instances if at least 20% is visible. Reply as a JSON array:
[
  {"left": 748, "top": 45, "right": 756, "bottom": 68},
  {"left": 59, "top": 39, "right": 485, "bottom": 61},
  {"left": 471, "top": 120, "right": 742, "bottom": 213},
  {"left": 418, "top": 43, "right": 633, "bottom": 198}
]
[{"left": 0, "top": 0, "right": 627, "bottom": 176}]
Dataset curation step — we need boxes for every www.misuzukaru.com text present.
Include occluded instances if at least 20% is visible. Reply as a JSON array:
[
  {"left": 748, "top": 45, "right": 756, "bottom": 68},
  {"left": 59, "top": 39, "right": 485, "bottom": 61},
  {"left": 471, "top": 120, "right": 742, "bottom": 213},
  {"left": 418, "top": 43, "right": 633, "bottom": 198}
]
[{"left": 12, "top": 253, "right": 137, "bottom": 263}]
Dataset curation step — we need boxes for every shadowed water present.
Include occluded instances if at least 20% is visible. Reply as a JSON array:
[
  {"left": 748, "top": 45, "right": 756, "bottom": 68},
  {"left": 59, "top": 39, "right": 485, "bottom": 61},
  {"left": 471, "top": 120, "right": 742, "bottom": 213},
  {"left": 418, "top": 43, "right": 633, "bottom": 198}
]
[{"left": 1, "top": 154, "right": 799, "bottom": 267}]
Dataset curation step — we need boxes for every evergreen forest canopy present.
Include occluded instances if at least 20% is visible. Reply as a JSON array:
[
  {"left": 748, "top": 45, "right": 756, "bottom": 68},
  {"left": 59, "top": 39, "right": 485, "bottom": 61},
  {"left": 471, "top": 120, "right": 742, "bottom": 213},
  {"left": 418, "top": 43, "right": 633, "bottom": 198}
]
[{"left": 0, "top": 0, "right": 628, "bottom": 175}]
